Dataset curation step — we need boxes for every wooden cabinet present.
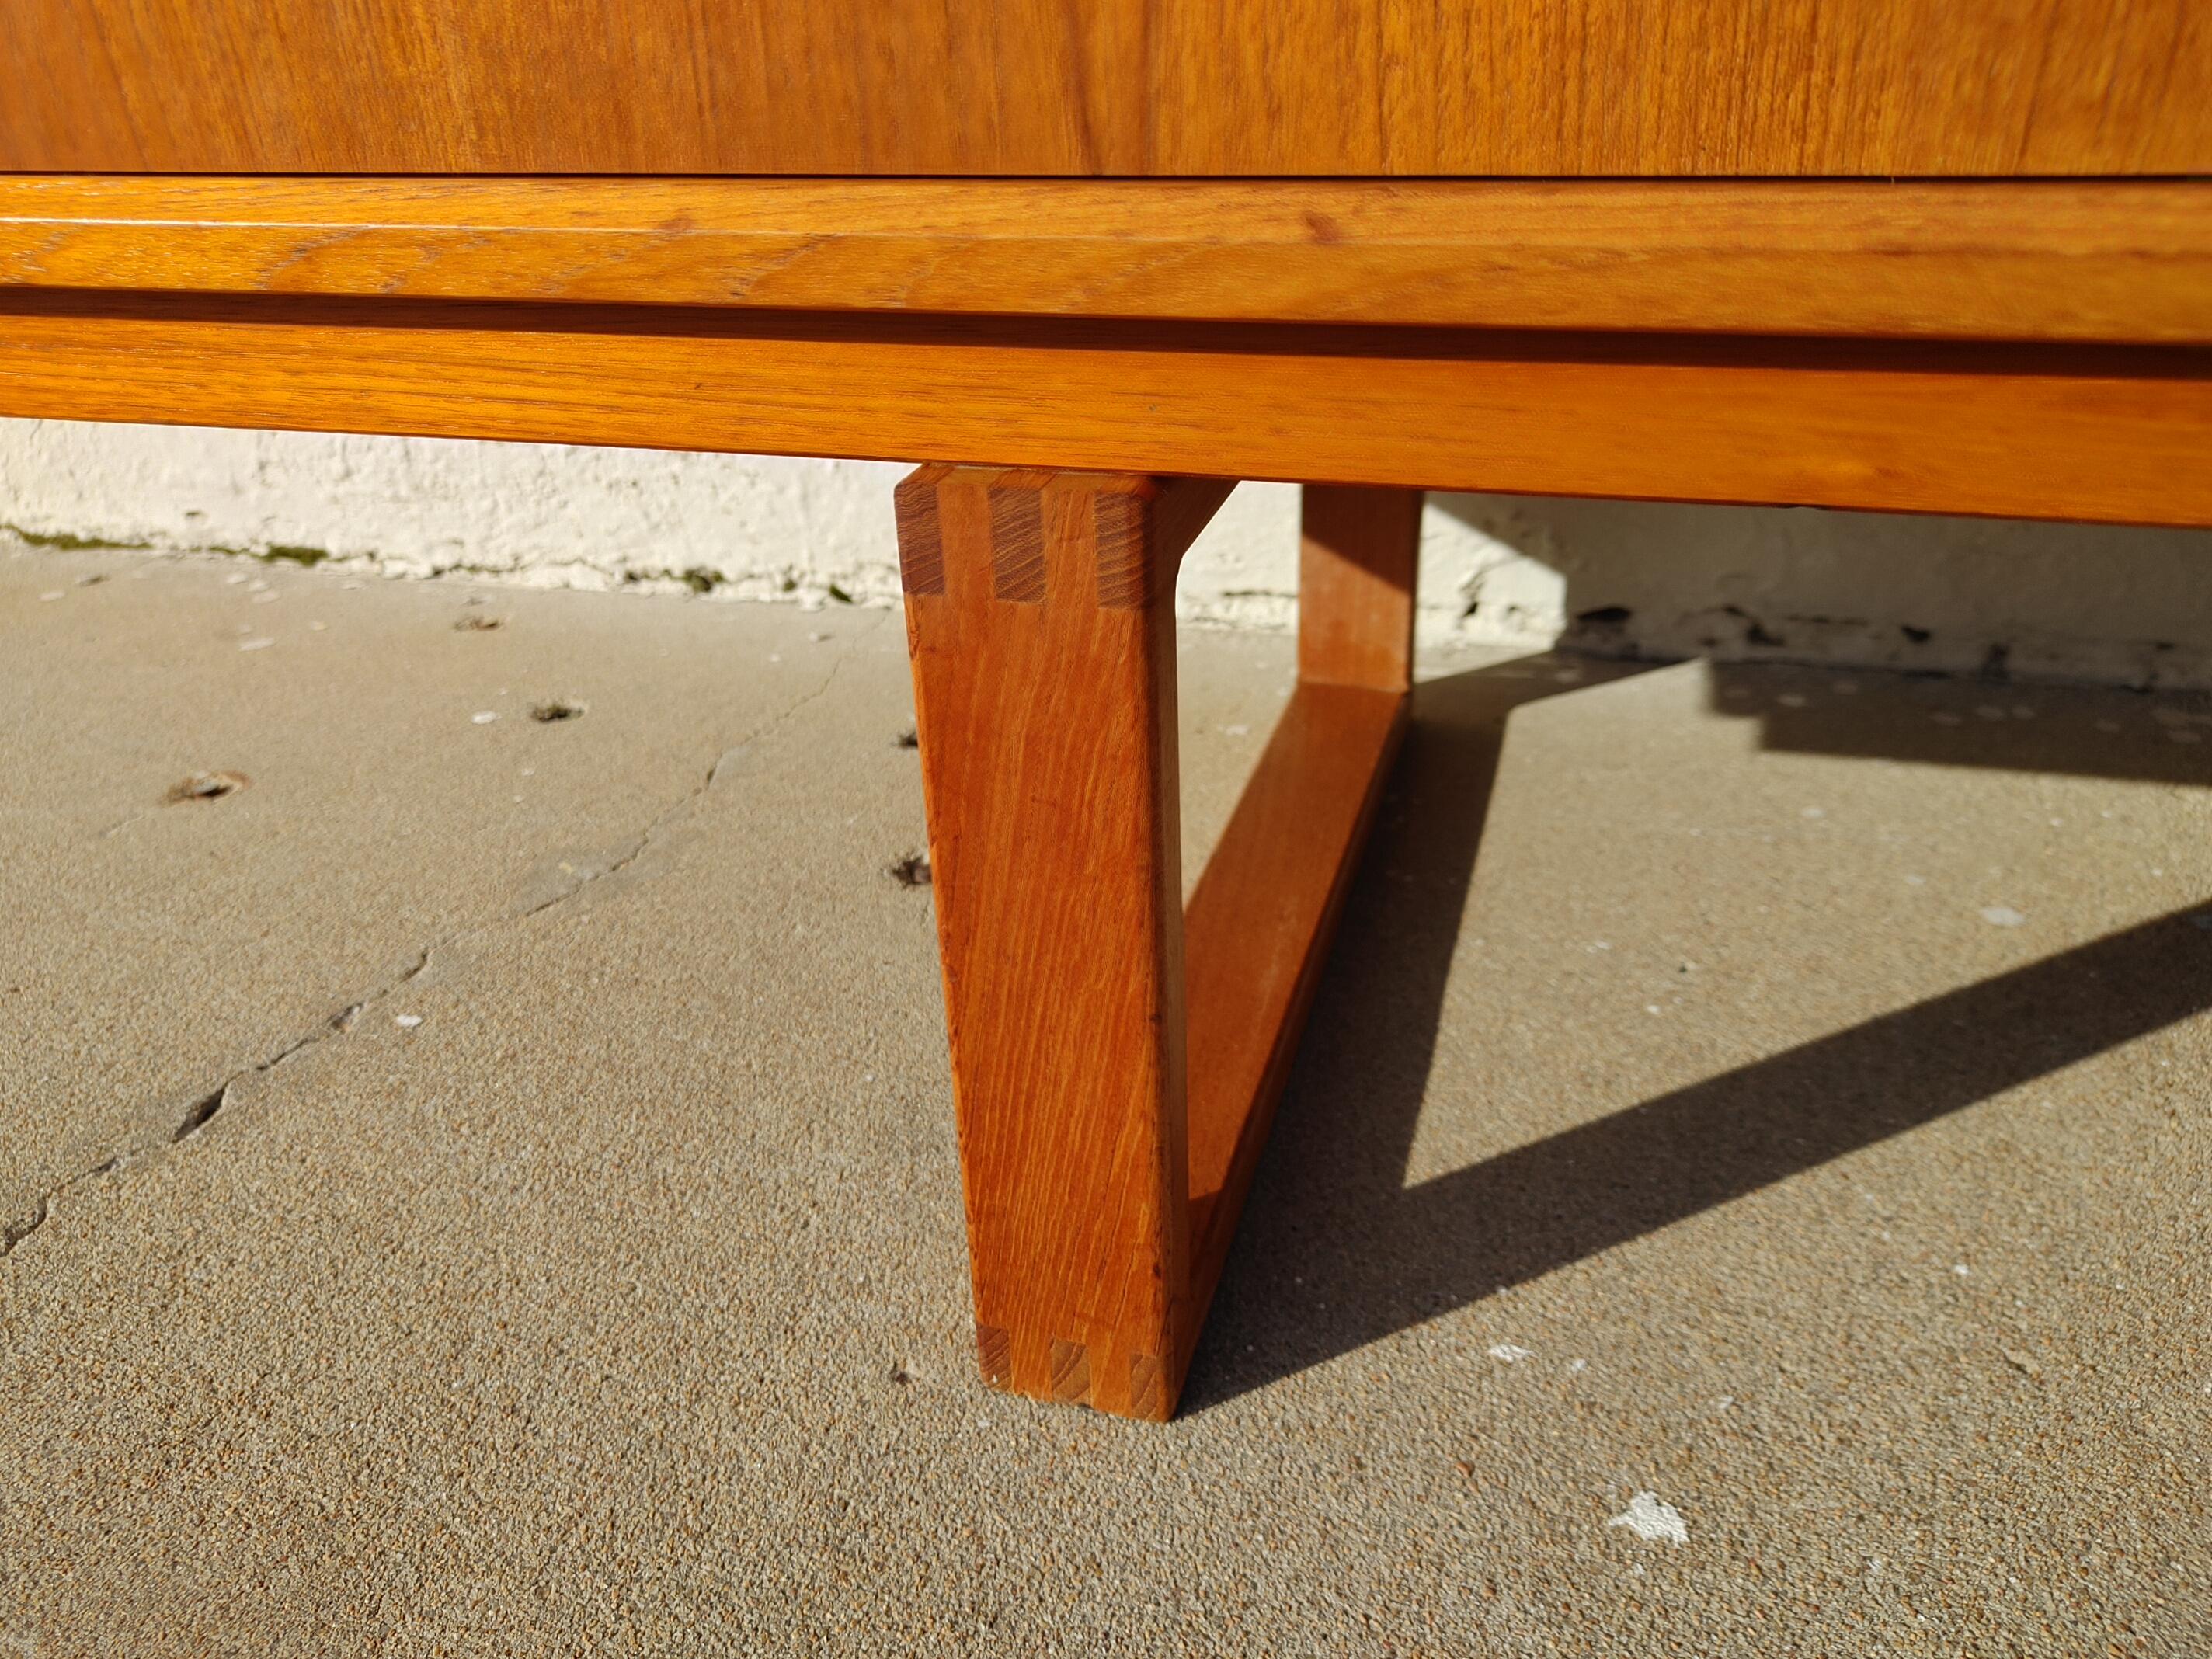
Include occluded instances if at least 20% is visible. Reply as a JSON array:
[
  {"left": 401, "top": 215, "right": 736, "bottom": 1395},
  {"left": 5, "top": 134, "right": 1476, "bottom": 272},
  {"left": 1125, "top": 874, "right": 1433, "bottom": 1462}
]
[
  {"left": 6, "top": 0, "right": 2207, "bottom": 174},
  {"left": 3, "top": 0, "right": 2207, "bottom": 1423}
]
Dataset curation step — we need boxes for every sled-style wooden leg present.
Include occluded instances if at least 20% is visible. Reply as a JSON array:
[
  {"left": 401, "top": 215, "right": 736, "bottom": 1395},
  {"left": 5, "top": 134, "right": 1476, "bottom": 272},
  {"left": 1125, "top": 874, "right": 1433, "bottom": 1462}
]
[
  {"left": 1181, "top": 485, "right": 1421, "bottom": 1341},
  {"left": 899, "top": 468, "right": 1421, "bottom": 1420}
]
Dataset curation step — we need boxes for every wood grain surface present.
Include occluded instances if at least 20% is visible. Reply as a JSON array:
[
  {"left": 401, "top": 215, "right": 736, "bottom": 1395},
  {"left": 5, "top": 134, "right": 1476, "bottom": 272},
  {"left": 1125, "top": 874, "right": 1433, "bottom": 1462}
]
[
  {"left": 7, "top": 177, "right": 2209, "bottom": 343},
  {"left": 4, "top": 0, "right": 2203, "bottom": 174},
  {"left": 0, "top": 0, "right": 1140, "bottom": 175},
  {"left": 3, "top": 294, "right": 2207, "bottom": 527},
  {"left": 902, "top": 466, "right": 1414, "bottom": 1416},
  {"left": 1182, "top": 680, "right": 1408, "bottom": 1361},
  {"left": 1150, "top": 0, "right": 2211, "bottom": 176},
  {"left": 1182, "top": 489, "right": 1418, "bottom": 1358},
  {"left": 1298, "top": 488, "right": 1424, "bottom": 692},
  {"left": 899, "top": 465, "right": 1232, "bottom": 1419}
]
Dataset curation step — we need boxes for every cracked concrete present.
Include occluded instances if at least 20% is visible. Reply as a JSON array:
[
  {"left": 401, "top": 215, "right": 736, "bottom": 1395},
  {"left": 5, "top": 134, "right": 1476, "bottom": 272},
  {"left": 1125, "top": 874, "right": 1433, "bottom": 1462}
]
[
  {"left": 3, "top": 541, "right": 2209, "bottom": 1654},
  {"left": 0, "top": 544, "right": 879, "bottom": 1237}
]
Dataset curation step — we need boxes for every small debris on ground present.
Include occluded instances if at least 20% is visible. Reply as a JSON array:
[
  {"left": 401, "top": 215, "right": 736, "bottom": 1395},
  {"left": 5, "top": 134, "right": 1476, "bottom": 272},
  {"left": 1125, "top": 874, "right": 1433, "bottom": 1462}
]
[
  {"left": 1979, "top": 906, "right": 2026, "bottom": 927},
  {"left": 471, "top": 711, "right": 499, "bottom": 725},
  {"left": 454, "top": 615, "right": 503, "bottom": 631},
  {"left": 1606, "top": 1493, "right": 1688, "bottom": 1546},
  {"left": 888, "top": 852, "right": 931, "bottom": 889},
  {"left": 1487, "top": 1344, "right": 1532, "bottom": 1362},
  {"left": 530, "top": 701, "right": 585, "bottom": 723},
  {"left": 894, "top": 728, "right": 919, "bottom": 750},
  {"left": 394, "top": 1014, "right": 423, "bottom": 1029},
  {"left": 165, "top": 771, "right": 249, "bottom": 804}
]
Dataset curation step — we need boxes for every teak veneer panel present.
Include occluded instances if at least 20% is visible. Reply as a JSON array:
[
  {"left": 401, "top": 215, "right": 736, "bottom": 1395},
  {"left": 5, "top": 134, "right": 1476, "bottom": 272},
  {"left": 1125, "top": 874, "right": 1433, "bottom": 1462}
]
[
  {"left": 1150, "top": 0, "right": 2212, "bottom": 176},
  {"left": 0, "top": 0, "right": 1142, "bottom": 175},
  {"left": 4, "top": 0, "right": 2205, "bottom": 174},
  {"left": 2, "top": 296, "right": 2207, "bottom": 528},
  {"left": 7, "top": 178, "right": 2210, "bottom": 344}
]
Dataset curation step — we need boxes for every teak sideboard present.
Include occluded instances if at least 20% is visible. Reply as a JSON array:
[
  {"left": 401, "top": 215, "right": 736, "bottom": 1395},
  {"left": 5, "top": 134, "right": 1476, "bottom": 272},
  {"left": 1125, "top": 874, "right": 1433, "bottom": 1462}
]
[{"left": 4, "top": 1, "right": 2207, "bottom": 1419}]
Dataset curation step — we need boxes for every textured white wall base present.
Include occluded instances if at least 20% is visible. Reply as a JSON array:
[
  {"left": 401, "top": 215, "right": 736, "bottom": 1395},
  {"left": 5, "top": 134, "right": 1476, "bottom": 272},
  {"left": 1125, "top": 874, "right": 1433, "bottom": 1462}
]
[{"left": 5, "top": 418, "right": 2210, "bottom": 688}]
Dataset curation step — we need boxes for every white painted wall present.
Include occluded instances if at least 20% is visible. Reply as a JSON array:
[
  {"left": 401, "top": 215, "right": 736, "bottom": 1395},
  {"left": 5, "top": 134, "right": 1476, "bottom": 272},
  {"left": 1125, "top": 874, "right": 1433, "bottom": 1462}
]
[{"left": 5, "top": 417, "right": 2210, "bottom": 687}]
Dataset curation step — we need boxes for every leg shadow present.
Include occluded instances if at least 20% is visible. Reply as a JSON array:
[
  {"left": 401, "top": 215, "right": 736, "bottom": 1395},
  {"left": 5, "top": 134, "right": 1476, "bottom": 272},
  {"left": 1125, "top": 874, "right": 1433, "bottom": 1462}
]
[{"left": 1182, "top": 656, "right": 2212, "bottom": 1410}]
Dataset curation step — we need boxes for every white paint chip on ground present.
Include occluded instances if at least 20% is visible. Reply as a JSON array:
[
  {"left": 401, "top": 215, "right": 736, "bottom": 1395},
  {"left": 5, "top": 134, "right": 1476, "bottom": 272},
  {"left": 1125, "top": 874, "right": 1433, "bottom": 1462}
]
[
  {"left": 238, "top": 637, "right": 274, "bottom": 652},
  {"left": 1487, "top": 1344, "right": 1533, "bottom": 1362},
  {"left": 38, "top": 590, "right": 63, "bottom": 601},
  {"left": 471, "top": 711, "right": 499, "bottom": 725},
  {"left": 1607, "top": 1493, "right": 1688, "bottom": 1546},
  {"left": 1980, "top": 906, "right": 2027, "bottom": 927},
  {"left": 395, "top": 1014, "right": 423, "bottom": 1029}
]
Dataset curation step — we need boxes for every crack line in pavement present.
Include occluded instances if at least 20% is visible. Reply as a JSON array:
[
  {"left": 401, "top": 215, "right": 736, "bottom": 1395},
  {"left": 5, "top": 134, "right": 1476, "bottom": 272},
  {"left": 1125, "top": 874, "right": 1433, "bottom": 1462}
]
[{"left": 1, "top": 615, "right": 885, "bottom": 1261}]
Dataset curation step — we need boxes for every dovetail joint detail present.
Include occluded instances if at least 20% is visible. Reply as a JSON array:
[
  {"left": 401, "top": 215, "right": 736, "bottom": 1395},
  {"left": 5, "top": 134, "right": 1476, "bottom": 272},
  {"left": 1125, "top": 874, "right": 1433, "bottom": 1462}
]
[
  {"left": 1129, "top": 1352, "right": 1167, "bottom": 1419},
  {"left": 894, "top": 483, "right": 944, "bottom": 596},
  {"left": 976, "top": 1323, "right": 1013, "bottom": 1389},
  {"left": 1049, "top": 1337, "right": 1092, "bottom": 1403},
  {"left": 1094, "top": 492, "right": 1153, "bottom": 610},
  {"left": 989, "top": 487, "right": 1047, "bottom": 603}
]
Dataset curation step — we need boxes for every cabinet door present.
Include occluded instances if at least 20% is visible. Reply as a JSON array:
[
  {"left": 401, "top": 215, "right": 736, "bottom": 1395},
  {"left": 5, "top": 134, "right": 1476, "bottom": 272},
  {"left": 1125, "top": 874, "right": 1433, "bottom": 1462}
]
[
  {"left": 3, "top": 0, "right": 2204, "bottom": 174},
  {"left": 1149, "top": 0, "right": 2212, "bottom": 175}
]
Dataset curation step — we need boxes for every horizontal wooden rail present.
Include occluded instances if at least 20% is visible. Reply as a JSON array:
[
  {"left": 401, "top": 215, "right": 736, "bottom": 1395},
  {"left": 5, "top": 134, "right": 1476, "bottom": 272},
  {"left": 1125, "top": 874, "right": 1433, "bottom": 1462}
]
[
  {"left": 2, "top": 176, "right": 2210, "bottom": 343},
  {"left": 2, "top": 293, "right": 2207, "bottom": 527},
  {"left": 1181, "top": 680, "right": 1407, "bottom": 1362}
]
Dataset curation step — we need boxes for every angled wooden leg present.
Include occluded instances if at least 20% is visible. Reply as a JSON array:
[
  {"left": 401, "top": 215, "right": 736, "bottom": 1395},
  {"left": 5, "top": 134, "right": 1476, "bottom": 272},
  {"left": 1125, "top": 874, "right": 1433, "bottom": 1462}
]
[
  {"left": 899, "top": 470, "right": 1420, "bottom": 1421},
  {"left": 898, "top": 464, "right": 1233, "bottom": 1420}
]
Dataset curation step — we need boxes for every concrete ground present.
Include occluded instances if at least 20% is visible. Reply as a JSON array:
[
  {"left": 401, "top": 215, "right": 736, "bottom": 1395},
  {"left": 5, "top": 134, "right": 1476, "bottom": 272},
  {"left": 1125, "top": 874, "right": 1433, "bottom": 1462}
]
[{"left": 2, "top": 541, "right": 2207, "bottom": 1657}]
